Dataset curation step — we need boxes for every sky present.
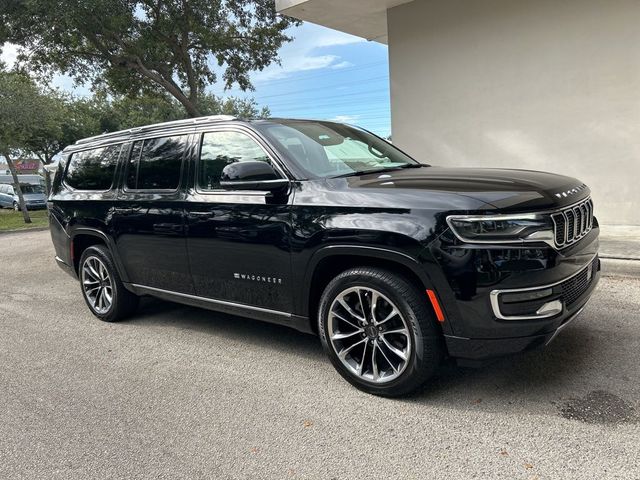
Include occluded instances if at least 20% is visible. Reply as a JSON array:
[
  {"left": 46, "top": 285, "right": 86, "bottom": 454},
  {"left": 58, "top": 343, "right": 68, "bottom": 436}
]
[{"left": 1, "top": 22, "right": 392, "bottom": 137}]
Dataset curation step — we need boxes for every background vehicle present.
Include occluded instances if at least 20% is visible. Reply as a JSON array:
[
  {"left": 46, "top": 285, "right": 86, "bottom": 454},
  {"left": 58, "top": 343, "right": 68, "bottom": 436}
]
[
  {"left": 0, "top": 174, "right": 45, "bottom": 187},
  {"left": 0, "top": 183, "right": 47, "bottom": 210},
  {"left": 47, "top": 116, "right": 600, "bottom": 396}
]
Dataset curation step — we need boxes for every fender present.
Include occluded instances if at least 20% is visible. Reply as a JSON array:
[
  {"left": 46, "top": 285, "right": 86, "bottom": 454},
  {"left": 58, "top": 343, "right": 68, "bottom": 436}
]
[
  {"left": 303, "top": 244, "right": 434, "bottom": 294},
  {"left": 69, "top": 227, "right": 130, "bottom": 283},
  {"left": 299, "top": 244, "right": 459, "bottom": 336}
]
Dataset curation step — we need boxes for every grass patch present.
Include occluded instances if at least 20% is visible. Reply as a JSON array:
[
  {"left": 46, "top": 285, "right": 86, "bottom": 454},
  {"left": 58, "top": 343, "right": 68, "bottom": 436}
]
[{"left": 0, "top": 208, "right": 49, "bottom": 232}]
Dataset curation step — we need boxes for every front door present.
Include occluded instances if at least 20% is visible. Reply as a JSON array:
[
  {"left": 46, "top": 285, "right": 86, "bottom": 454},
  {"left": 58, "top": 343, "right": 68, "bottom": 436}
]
[
  {"left": 112, "top": 135, "right": 194, "bottom": 294},
  {"left": 185, "top": 128, "right": 293, "bottom": 312}
]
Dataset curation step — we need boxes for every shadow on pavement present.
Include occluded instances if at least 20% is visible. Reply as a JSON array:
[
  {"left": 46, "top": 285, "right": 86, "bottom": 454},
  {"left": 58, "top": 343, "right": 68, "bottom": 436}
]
[
  {"left": 130, "top": 296, "right": 324, "bottom": 359},
  {"left": 127, "top": 297, "right": 634, "bottom": 420}
]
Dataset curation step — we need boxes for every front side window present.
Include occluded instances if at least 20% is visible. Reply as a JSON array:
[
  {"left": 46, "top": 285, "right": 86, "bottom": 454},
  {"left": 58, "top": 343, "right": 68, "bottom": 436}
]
[
  {"left": 198, "top": 131, "right": 275, "bottom": 190},
  {"left": 65, "top": 144, "right": 122, "bottom": 190},
  {"left": 126, "top": 136, "right": 187, "bottom": 190},
  {"left": 255, "top": 120, "right": 419, "bottom": 179}
]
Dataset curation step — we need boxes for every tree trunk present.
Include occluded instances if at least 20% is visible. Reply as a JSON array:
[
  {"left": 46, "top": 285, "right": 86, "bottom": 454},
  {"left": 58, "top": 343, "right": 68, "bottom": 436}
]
[
  {"left": 39, "top": 158, "right": 53, "bottom": 195},
  {"left": 3, "top": 151, "right": 32, "bottom": 224}
]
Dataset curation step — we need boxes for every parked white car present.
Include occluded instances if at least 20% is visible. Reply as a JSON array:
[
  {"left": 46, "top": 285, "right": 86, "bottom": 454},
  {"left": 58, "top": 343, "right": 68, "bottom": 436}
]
[{"left": 0, "top": 183, "right": 47, "bottom": 210}]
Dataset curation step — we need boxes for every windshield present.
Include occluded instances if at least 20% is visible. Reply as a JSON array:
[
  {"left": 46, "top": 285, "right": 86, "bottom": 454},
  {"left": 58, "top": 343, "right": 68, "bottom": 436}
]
[
  {"left": 255, "top": 120, "right": 420, "bottom": 179},
  {"left": 20, "top": 184, "right": 44, "bottom": 194}
]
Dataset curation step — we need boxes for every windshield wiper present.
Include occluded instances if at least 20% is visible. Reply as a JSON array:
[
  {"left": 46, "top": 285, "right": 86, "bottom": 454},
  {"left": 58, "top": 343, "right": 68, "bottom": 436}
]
[{"left": 330, "top": 163, "right": 424, "bottom": 179}]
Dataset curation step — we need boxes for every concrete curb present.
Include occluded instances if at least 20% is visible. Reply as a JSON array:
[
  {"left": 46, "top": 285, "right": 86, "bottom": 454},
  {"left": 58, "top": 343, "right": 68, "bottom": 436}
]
[
  {"left": 600, "top": 257, "right": 640, "bottom": 279},
  {"left": 0, "top": 226, "right": 49, "bottom": 235}
]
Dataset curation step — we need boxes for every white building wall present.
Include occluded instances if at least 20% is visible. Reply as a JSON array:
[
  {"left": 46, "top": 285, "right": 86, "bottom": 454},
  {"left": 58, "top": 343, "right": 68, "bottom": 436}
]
[{"left": 388, "top": 0, "right": 640, "bottom": 225}]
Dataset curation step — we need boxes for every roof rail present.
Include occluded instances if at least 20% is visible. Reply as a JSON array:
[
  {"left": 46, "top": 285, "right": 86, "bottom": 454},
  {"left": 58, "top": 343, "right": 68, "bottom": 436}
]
[{"left": 74, "top": 115, "right": 237, "bottom": 146}]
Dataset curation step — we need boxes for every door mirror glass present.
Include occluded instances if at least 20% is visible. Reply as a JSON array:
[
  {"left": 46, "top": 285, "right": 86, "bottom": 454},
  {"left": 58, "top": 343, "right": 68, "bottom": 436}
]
[{"left": 220, "top": 161, "right": 289, "bottom": 191}]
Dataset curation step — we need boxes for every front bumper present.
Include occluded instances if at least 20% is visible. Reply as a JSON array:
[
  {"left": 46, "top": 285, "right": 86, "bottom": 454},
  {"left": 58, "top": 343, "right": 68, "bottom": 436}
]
[
  {"left": 25, "top": 203, "right": 47, "bottom": 210},
  {"left": 445, "top": 287, "right": 595, "bottom": 364},
  {"left": 430, "top": 225, "right": 600, "bottom": 362}
]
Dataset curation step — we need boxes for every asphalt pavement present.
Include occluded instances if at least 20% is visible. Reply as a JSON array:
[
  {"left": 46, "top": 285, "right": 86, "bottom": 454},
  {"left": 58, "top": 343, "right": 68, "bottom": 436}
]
[{"left": 0, "top": 230, "right": 638, "bottom": 479}]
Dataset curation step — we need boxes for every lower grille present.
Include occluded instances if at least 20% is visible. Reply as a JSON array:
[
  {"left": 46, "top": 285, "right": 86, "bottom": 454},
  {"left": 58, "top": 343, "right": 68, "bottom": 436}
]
[{"left": 560, "top": 257, "right": 598, "bottom": 307}]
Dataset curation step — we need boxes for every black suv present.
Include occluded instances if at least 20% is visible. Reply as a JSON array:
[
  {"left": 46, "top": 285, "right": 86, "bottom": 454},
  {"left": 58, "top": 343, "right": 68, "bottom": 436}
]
[{"left": 49, "top": 116, "right": 600, "bottom": 396}]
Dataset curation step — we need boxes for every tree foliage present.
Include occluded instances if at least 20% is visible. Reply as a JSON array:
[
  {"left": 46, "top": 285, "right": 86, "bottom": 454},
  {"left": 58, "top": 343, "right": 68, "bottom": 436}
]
[
  {"left": 0, "top": 69, "right": 43, "bottom": 222},
  {"left": 2, "top": 0, "right": 298, "bottom": 116}
]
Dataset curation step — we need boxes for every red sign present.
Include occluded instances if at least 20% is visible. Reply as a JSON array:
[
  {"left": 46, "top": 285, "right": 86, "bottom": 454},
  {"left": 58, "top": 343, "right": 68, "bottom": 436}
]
[{"left": 15, "top": 161, "right": 39, "bottom": 171}]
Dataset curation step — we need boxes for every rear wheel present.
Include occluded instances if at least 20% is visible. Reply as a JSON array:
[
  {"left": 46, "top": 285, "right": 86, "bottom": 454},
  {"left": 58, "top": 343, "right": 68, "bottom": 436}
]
[
  {"left": 13, "top": 202, "right": 19, "bottom": 211},
  {"left": 318, "top": 267, "right": 443, "bottom": 397},
  {"left": 79, "top": 245, "right": 138, "bottom": 322}
]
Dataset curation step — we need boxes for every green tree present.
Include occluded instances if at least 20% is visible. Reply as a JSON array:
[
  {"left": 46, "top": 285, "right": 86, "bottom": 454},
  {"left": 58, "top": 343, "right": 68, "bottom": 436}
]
[
  {"left": 95, "top": 91, "right": 270, "bottom": 131},
  {"left": 0, "top": 70, "right": 41, "bottom": 223},
  {"left": 2, "top": 0, "right": 298, "bottom": 117}
]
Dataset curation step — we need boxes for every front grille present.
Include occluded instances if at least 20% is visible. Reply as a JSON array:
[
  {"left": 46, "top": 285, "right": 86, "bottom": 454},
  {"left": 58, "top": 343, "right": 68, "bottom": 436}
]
[
  {"left": 560, "top": 257, "right": 598, "bottom": 307},
  {"left": 551, "top": 197, "right": 594, "bottom": 248}
]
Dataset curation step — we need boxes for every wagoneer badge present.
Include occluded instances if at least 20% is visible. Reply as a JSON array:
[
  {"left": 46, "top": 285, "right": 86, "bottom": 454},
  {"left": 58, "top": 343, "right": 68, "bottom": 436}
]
[{"left": 234, "top": 273, "right": 282, "bottom": 284}]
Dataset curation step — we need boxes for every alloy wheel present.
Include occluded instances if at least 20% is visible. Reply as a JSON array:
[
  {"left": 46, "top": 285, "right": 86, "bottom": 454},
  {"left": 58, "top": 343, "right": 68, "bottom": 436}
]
[
  {"left": 81, "top": 256, "right": 114, "bottom": 315},
  {"left": 327, "top": 286, "right": 412, "bottom": 383}
]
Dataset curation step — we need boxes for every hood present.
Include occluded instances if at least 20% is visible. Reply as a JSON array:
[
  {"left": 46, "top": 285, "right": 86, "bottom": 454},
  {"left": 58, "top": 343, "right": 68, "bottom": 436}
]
[
  {"left": 21, "top": 193, "right": 47, "bottom": 202},
  {"left": 335, "top": 166, "right": 590, "bottom": 212}
]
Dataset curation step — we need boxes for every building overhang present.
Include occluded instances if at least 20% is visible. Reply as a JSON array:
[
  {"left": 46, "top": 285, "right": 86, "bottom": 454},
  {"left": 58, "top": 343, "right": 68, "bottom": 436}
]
[{"left": 276, "top": 0, "right": 414, "bottom": 44}]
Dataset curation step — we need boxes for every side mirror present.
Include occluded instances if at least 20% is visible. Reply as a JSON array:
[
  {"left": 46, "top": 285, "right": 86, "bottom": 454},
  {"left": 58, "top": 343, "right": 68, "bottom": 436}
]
[{"left": 220, "top": 161, "right": 289, "bottom": 192}]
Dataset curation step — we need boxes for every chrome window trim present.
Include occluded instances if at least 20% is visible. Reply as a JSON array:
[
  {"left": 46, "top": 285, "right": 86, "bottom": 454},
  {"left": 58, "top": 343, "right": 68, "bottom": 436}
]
[{"left": 489, "top": 253, "right": 598, "bottom": 320}]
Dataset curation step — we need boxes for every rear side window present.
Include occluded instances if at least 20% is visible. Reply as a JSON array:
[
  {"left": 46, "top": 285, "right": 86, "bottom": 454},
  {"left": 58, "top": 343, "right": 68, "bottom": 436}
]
[
  {"left": 65, "top": 145, "right": 122, "bottom": 190},
  {"left": 126, "top": 136, "right": 187, "bottom": 190}
]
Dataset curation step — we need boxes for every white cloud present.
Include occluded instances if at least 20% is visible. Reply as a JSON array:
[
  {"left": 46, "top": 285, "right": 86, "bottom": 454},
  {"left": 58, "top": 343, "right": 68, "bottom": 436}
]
[
  {"left": 1, "top": 43, "right": 20, "bottom": 68},
  {"left": 326, "top": 114, "right": 360, "bottom": 124},
  {"left": 252, "top": 23, "right": 364, "bottom": 82},
  {"left": 330, "top": 61, "right": 353, "bottom": 69}
]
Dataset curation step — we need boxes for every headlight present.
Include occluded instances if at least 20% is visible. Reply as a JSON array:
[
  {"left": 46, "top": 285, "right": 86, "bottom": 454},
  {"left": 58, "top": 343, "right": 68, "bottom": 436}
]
[{"left": 446, "top": 214, "right": 555, "bottom": 244}]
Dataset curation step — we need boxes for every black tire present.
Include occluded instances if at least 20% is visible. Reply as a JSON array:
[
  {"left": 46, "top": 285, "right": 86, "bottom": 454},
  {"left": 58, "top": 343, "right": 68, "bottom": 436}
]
[
  {"left": 78, "top": 244, "right": 138, "bottom": 322},
  {"left": 318, "top": 267, "right": 443, "bottom": 397}
]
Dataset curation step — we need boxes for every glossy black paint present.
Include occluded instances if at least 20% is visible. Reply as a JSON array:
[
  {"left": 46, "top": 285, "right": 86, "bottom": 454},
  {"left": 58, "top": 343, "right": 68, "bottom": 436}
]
[{"left": 48, "top": 118, "right": 600, "bottom": 362}]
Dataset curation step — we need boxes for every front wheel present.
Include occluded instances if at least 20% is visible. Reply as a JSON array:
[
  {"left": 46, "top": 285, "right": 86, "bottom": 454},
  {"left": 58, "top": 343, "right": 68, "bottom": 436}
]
[
  {"left": 318, "top": 267, "right": 443, "bottom": 397},
  {"left": 79, "top": 245, "right": 138, "bottom": 322}
]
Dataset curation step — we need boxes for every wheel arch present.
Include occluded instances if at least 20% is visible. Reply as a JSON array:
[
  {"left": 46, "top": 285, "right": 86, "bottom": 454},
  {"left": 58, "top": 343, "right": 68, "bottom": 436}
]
[
  {"left": 303, "top": 246, "right": 436, "bottom": 333},
  {"left": 70, "top": 228, "right": 129, "bottom": 283}
]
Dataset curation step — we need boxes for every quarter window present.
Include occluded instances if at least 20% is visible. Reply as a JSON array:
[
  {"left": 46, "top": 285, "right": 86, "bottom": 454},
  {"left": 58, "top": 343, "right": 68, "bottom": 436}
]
[
  {"left": 65, "top": 145, "right": 122, "bottom": 190},
  {"left": 126, "top": 136, "right": 187, "bottom": 190},
  {"left": 198, "top": 131, "right": 275, "bottom": 190}
]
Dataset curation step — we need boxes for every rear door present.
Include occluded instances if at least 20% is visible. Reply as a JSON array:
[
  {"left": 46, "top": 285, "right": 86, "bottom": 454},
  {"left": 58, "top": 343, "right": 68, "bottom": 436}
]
[
  {"left": 113, "top": 134, "right": 195, "bottom": 294},
  {"left": 185, "top": 127, "right": 294, "bottom": 312}
]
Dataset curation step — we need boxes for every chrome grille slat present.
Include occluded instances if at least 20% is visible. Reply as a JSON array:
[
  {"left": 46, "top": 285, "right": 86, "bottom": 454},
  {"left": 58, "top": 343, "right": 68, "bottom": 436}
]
[{"left": 552, "top": 197, "right": 594, "bottom": 248}]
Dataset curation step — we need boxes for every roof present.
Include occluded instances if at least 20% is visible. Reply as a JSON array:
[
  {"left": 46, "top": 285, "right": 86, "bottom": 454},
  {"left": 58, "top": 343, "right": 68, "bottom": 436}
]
[
  {"left": 72, "top": 115, "right": 237, "bottom": 149},
  {"left": 276, "top": 0, "right": 414, "bottom": 43}
]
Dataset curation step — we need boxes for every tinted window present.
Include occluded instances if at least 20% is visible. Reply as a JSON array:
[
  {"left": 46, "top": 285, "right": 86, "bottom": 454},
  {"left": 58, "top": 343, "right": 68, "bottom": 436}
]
[
  {"left": 20, "top": 184, "right": 44, "bottom": 194},
  {"left": 198, "top": 131, "right": 274, "bottom": 190},
  {"left": 65, "top": 145, "right": 121, "bottom": 190},
  {"left": 255, "top": 120, "right": 417, "bottom": 179},
  {"left": 126, "top": 136, "right": 187, "bottom": 190}
]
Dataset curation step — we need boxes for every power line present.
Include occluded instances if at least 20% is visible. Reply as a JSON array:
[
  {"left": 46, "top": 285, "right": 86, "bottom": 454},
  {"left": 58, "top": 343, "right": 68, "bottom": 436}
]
[
  {"left": 264, "top": 91, "right": 389, "bottom": 109},
  {"left": 252, "top": 60, "right": 388, "bottom": 87},
  {"left": 254, "top": 76, "right": 389, "bottom": 100}
]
